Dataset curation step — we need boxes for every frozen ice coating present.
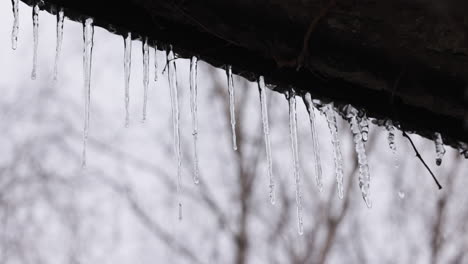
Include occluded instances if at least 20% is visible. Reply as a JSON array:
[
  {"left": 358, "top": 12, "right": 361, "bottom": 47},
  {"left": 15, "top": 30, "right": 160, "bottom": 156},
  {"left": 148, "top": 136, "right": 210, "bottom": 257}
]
[
  {"left": 434, "top": 132, "right": 446, "bottom": 166},
  {"left": 142, "top": 37, "right": 149, "bottom": 122},
  {"left": 167, "top": 46, "right": 183, "bottom": 220},
  {"left": 11, "top": 0, "right": 19, "bottom": 50},
  {"left": 53, "top": 8, "right": 65, "bottom": 80},
  {"left": 303, "top": 93, "right": 323, "bottom": 192},
  {"left": 31, "top": 4, "right": 39, "bottom": 80},
  {"left": 344, "top": 105, "right": 372, "bottom": 208},
  {"left": 385, "top": 120, "right": 399, "bottom": 168},
  {"left": 258, "top": 76, "right": 275, "bottom": 205},
  {"left": 154, "top": 46, "right": 158, "bottom": 82},
  {"left": 190, "top": 56, "right": 200, "bottom": 185},
  {"left": 123, "top": 33, "right": 132, "bottom": 127},
  {"left": 323, "top": 104, "right": 344, "bottom": 199},
  {"left": 287, "top": 90, "right": 304, "bottom": 235},
  {"left": 81, "top": 18, "right": 94, "bottom": 168},
  {"left": 226, "top": 65, "right": 237, "bottom": 151}
]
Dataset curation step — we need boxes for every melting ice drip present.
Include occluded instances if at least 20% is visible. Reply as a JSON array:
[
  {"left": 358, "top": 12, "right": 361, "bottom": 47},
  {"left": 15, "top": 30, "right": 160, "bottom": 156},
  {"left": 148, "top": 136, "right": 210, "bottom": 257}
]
[
  {"left": 258, "top": 76, "right": 275, "bottom": 204},
  {"left": 142, "top": 37, "right": 149, "bottom": 122},
  {"left": 226, "top": 65, "right": 237, "bottom": 151},
  {"left": 303, "top": 93, "right": 323, "bottom": 192},
  {"left": 287, "top": 90, "right": 304, "bottom": 235},
  {"left": 53, "top": 8, "right": 65, "bottom": 80},
  {"left": 344, "top": 105, "right": 372, "bottom": 208},
  {"left": 323, "top": 104, "right": 344, "bottom": 199},
  {"left": 123, "top": 33, "right": 132, "bottom": 127},
  {"left": 190, "top": 56, "right": 200, "bottom": 184},
  {"left": 11, "top": 0, "right": 19, "bottom": 50},
  {"left": 434, "top": 132, "right": 446, "bottom": 166},
  {"left": 31, "top": 4, "right": 40, "bottom": 80},
  {"left": 82, "top": 18, "right": 94, "bottom": 168},
  {"left": 167, "top": 46, "right": 183, "bottom": 220}
]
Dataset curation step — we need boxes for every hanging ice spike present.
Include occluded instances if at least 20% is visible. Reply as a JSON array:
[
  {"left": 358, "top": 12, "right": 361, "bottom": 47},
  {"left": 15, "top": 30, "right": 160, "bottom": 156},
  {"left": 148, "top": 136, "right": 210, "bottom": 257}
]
[
  {"left": 358, "top": 112, "right": 369, "bottom": 143},
  {"left": 142, "top": 37, "right": 149, "bottom": 122},
  {"left": 11, "top": 0, "right": 19, "bottom": 50},
  {"left": 31, "top": 3, "right": 40, "bottom": 80},
  {"left": 190, "top": 56, "right": 200, "bottom": 184},
  {"left": 258, "top": 76, "right": 275, "bottom": 204},
  {"left": 287, "top": 89, "right": 304, "bottom": 235},
  {"left": 167, "top": 46, "right": 183, "bottom": 220},
  {"left": 53, "top": 8, "right": 65, "bottom": 80},
  {"left": 385, "top": 120, "right": 399, "bottom": 168},
  {"left": 323, "top": 104, "right": 344, "bottom": 199},
  {"left": 434, "top": 132, "right": 446, "bottom": 166},
  {"left": 123, "top": 32, "right": 132, "bottom": 127},
  {"left": 344, "top": 105, "right": 372, "bottom": 208},
  {"left": 82, "top": 18, "right": 94, "bottom": 168},
  {"left": 226, "top": 65, "right": 237, "bottom": 151},
  {"left": 154, "top": 45, "right": 158, "bottom": 82},
  {"left": 303, "top": 93, "right": 323, "bottom": 192}
]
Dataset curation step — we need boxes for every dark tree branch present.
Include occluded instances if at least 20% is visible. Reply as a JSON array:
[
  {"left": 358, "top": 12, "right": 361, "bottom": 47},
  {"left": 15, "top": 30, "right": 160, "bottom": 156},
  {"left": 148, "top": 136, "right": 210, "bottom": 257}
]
[{"left": 402, "top": 131, "right": 442, "bottom": 190}]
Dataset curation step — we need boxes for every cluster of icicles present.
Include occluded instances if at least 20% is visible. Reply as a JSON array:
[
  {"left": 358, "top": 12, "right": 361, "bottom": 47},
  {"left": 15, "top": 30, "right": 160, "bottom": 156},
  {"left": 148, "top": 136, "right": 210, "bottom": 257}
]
[{"left": 11, "top": 3, "right": 455, "bottom": 234}]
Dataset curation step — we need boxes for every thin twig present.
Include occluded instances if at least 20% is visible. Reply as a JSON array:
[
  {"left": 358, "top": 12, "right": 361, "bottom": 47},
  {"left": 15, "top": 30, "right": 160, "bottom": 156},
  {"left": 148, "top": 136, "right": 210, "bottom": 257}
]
[{"left": 402, "top": 131, "right": 442, "bottom": 189}]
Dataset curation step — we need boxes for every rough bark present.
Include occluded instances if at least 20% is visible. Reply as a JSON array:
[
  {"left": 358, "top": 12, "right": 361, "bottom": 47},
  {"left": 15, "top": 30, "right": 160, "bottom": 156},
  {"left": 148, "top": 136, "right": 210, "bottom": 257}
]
[{"left": 21, "top": 0, "right": 468, "bottom": 150}]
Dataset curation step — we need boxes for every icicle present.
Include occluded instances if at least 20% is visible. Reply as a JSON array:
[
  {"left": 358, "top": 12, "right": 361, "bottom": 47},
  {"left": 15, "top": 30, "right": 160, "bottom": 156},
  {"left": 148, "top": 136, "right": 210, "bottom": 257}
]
[
  {"left": 434, "top": 132, "right": 446, "bottom": 166},
  {"left": 82, "top": 18, "right": 94, "bottom": 168},
  {"left": 167, "top": 46, "right": 183, "bottom": 220},
  {"left": 287, "top": 90, "right": 304, "bottom": 235},
  {"left": 226, "top": 65, "right": 237, "bottom": 151},
  {"left": 385, "top": 120, "right": 399, "bottom": 168},
  {"left": 303, "top": 93, "right": 323, "bottom": 192},
  {"left": 11, "top": 0, "right": 19, "bottom": 50},
  {"left": 190, "top": 56, "right": 200, "bottom": 185},
  {"left": 142, "top": 37, "right": 149, "bottom": 122},
  {"left": 258, "top": 76, "right": 275, "bottom": 204},
  {"left": 123, "top": 32, "right": 132, "bottom": 127},
  {"left": 344, "top": 105, "right": 371, "bottom": 208},
  {"left": 31, "top": 4, "right": 39, "bottom": 80},
  {"left": 154, "top": 45, "right": 158, "bottom": 82},
  {"left": 323, "top": 104, "right": 344, "bottom": 199},
  {"left": 358, "top": 113, "right": 369, "bottom": 142},
  {"left": 53, "top": 8, "right": 65, "bottom": 81}
]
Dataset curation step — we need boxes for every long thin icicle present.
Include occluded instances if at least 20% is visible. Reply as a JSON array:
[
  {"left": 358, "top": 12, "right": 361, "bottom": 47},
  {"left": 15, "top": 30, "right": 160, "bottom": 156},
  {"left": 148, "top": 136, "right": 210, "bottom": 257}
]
[
  {"left": 226, "top": 65, "right": 237, "bottom": 151},
  {"left": 53, "top": 8, "right": 65, "bottom": 80},
  {"left": 123, "top": 33, "right": 132, "bottom": 127},
  {"left": 11, "top": 0, "right": 19, "bottom": 50},
  {"left": 154, "top": 45, "right": 158, "bottom": 82},
  {"left": 434, "top": 132, "right": 446, "bottom": 166},
  {"left": 258, "top": 76, "right": 275, "bottom": 204},
  {"left": 303, "top": 93, "right": 323, "bottom": 192},
  {"left": 323, "top": 104, "right": 344, "bottom": 199},
  {"left": 190, "top": 56, "right": 200, "bottom": 184},
  {"left": 385, "top": 120, "right": 399, "bottom": 168},
  {"left": 288, "top": 90, "right": 304, "bottom": 235},
  {"left": 82, "top": 18, "right": 94, "bottom": 168},
  {"left": 345, "top": 105, "right": 371, "bottom": 208},
  {"left": 167, "top": 46, "right": 182, "bottom": 220},
  {"left": 142, "top": 37, "right": 149, "bottom": 122},
  {"left": 31, "top": 4, "right": 39, "bottom": 80}
]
